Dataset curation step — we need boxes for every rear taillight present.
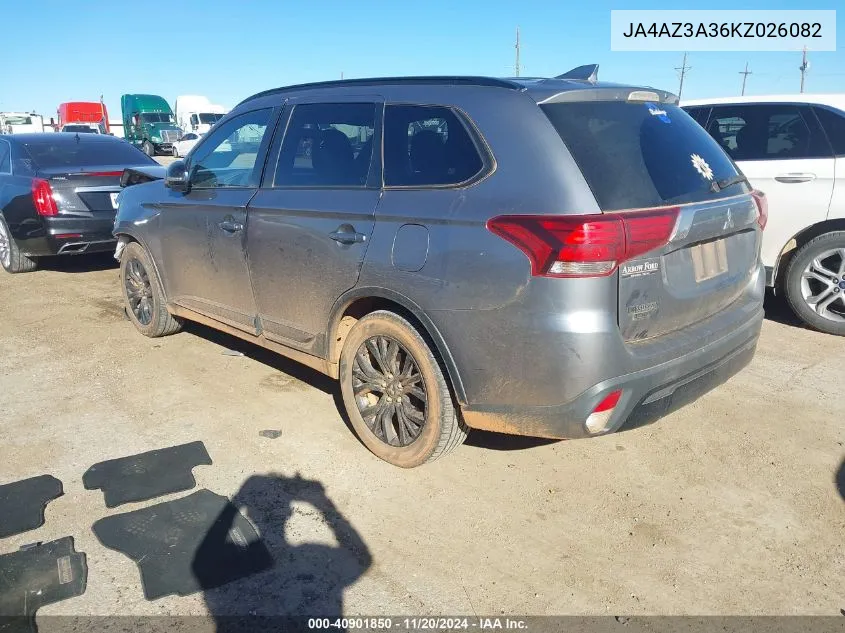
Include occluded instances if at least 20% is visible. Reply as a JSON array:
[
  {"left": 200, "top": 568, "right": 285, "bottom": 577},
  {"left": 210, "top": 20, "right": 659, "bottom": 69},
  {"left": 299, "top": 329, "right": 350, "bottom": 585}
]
[
  {"left": 31, "top": 179, "right": 58, "bottom": 216},
  {"left": 751, "top": 190, "right": 768, "bottom": 230},
  {"left": 487, "top": 207, "right": 679, "bottom": 278}
]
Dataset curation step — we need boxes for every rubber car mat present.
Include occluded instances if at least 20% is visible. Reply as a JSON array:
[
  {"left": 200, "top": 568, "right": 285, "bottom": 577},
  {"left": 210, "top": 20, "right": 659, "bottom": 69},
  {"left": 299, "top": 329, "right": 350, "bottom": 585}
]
[
  {"left": 82, "top": 441, "right": 212, "bottom": 508},
  {"left": 92, "top": 489, "right": 273, "bottom": 600},
  {"left": 0, "top": 537, "right": 87, "bottom": 631},
  {"left": 0, "top": 475, "right": 63, "bottom": 539}
]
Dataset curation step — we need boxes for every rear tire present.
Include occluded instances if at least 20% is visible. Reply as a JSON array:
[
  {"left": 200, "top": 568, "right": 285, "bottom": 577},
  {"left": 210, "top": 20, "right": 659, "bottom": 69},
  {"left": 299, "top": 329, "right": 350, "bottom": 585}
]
[
  {"left": 784, "top": 231, "right": 845, "bottom": 336},
  {"left": 120, "top": 241, "right": 182, "bottom": 337},
  {"left": 339, "top": 311, "right": 468, "bottom": 467},
  {"left": 0, "top": 217, "right": 38, "bottom": 274},
  {"left": 143, "top": 140, "right": 155, "bottom": 157}
]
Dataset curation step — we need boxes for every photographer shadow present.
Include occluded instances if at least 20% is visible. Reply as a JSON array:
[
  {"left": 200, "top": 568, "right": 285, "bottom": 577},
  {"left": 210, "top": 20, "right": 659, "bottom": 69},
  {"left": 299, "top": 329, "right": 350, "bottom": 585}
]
[{"left": 193, "top": 473, "right": 371, "bottom": 631}]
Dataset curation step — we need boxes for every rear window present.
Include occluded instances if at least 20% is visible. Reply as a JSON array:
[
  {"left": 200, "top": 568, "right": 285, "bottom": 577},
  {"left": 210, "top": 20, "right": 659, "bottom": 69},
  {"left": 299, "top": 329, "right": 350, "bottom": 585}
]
[
  {"left": 22, "top": 138, "right": 155, "bottom": 168},
  {"left": 62, "top": 125, "right": 98, "bottom": 133},
  {"left": 541, "top": 101, "right": 746, "bottom": 211}
]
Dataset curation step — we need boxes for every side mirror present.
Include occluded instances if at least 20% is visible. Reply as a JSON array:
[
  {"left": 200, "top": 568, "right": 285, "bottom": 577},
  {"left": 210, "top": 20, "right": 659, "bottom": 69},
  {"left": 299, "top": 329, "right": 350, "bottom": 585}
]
[{"left": 165, "top": 160, "right": 189, "bottom": 192}]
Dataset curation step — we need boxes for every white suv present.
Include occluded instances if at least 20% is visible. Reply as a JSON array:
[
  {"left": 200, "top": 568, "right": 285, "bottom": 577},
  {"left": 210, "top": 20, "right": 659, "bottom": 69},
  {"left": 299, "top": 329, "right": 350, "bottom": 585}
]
[{"left": 682, "top": 95, "right": 845, "bottom": 335}]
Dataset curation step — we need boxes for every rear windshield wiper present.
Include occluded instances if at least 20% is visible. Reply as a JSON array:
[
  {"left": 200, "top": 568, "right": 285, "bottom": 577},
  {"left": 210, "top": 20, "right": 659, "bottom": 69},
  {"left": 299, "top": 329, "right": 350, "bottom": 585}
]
[{"left": 710, "top": 174, "right": 748, "bottom": 193}]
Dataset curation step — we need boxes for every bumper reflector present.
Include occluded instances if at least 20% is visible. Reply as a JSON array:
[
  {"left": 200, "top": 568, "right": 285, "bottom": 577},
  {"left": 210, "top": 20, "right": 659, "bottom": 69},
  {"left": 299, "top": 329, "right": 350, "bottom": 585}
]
[{"left": 585, "top": 390, "right": 622, "bottom": 434}]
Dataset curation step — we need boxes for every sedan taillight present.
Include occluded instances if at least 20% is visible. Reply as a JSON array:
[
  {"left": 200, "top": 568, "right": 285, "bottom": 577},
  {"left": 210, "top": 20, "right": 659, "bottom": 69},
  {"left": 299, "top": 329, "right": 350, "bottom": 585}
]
[{"left": 32, "top": 179, "right": 58, "bottom": 216}]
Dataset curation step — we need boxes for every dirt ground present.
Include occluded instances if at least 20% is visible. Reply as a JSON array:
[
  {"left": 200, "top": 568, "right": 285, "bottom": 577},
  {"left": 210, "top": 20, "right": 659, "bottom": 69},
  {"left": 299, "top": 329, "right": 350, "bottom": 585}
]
[{"left": 0, "top": 250, "right": 843, "bottom": 618}]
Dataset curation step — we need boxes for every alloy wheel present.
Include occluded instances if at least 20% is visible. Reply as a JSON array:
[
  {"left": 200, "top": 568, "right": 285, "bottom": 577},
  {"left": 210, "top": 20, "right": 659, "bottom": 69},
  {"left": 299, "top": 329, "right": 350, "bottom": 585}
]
[
  {"left": 800, "top": 248, "right": 845, "bottom": 323},
  {"left": 124, "top": 258, "right": 154, "bottom": 325},
  {"left": 0, "top": 221, "right": 10, "bottom": 269},
  {"left": 352, "top": 335, "right": 427, "bottom": 447}
]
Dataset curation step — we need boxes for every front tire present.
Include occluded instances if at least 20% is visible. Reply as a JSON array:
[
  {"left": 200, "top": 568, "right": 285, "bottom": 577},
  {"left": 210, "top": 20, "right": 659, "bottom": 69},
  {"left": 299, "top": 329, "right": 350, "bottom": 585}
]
[
  {"left": 0, "top": 216, "right": 38, "bottom": 274},
  {"left": 142, "top": 140, "right": 155, "bottom": 157},
  {"left": 120, "top": 241, "right": 182, "bottom": 337},
  {"left": 339, "top": 311, "right": 467, "bottom": 467},
  {"left": 784, "top": 231, "right": 845, "bottom": 336}
]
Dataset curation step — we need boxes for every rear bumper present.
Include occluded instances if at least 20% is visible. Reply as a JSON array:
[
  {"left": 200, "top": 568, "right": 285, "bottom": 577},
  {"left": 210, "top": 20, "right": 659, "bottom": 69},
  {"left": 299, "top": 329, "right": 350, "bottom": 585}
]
[
  {"left": 449, "top": 263, "right": 766, "bottom": 440},
  {"left": 461, "top": 309, "right": 761, "bottom": 439},
  {"left": 17, "top": 216, "right": 116, "bottom": 257}
]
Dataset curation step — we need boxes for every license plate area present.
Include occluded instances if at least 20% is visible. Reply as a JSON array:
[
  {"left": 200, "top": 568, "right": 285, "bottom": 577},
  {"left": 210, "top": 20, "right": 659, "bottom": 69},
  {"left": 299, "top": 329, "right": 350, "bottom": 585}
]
[{"left": 690, "top": 239, "right": 728, "bottom": 282}]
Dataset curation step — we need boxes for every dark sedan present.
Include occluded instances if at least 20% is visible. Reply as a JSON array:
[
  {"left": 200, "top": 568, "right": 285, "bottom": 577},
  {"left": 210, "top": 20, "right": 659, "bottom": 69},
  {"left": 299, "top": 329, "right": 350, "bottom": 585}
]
[{"left": 0, "top": 133, "right": 157, "bottom": 273}]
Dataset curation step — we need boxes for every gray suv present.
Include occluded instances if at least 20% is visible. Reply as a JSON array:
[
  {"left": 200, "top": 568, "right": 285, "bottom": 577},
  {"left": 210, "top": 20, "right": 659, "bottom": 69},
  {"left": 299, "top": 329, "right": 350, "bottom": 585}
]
[{"left": 114, "top": 68, "right": 766, "bottom": 467}]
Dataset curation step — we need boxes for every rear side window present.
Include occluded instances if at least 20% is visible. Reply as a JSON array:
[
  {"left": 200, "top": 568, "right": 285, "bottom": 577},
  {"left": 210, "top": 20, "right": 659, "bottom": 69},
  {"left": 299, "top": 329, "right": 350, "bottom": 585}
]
[
  {"left": 541, "top": 101, "right": 744, "bottom": 211},
  {"left": 383, "top": 105, "right": 484, "bottom": 187},
  {"left": 814, "top": 106, "right": 845, "bottom": 155},
  {"left": 707, "top": 104, "right": 831, "bottom": 161},
  {"left": 22, "top": 138, "right": 155, "bottom": 168}
]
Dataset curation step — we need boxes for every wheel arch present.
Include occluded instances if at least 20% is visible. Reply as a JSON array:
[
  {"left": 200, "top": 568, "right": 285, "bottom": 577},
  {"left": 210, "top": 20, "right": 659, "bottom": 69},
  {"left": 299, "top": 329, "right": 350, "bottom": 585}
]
[
  {"left": 772, "top": 218, "right": 845, "bottom": 292},
  {"left": 327, "top": 288, "right": 467, "bottom": 405},
  {"left": 114, "top": 229, "right": 169, "bottom": 303}
]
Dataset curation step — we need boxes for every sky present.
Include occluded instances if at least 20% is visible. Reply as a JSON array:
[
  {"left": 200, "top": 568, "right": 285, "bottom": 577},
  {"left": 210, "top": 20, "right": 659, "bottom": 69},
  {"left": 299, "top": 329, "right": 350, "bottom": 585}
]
[{"left": 1, "top": 0, "right": 842, "bottom": 120}]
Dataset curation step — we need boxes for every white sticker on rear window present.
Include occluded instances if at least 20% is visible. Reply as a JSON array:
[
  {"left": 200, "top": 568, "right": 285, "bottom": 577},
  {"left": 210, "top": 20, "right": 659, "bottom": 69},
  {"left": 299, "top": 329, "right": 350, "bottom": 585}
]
[
  {"left": 646, "top": 103, "right": 671, "bottom": 123},
  {"left": 690, "top": 153, "right": 714, "bottom": 181}
]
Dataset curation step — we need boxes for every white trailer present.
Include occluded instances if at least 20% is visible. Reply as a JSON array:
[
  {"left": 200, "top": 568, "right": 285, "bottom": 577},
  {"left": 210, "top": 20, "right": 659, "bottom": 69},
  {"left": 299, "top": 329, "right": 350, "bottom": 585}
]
[
  {"left": 0, "top": 112, "right": 47, "bottom": 134},
  {"left": 174, "top": 95, "right": 227, "bottom": 135}
]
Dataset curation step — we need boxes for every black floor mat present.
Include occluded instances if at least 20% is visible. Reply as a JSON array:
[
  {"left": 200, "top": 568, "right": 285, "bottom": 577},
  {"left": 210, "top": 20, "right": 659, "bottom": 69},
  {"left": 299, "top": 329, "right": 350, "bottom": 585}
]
[
  {"left": 0, "top": 476, "right": 63, "bottom": 539},
  {"left": 92, "top": 489, "right": 273, "bottom": 600},
  {"left": 0, "top": 537, "right": 87, "bottom": 631},
  {"left": 82, "top": 441, "right": 212, "bottom": 508}
]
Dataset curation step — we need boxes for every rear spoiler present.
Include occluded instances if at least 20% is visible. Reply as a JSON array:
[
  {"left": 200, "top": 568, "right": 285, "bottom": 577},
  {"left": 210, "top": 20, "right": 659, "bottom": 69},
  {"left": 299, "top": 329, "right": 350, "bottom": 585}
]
[
  {"left": 120, "top": 165, "right": 167, "bottom": 187},
  {"left": 555, "top": 64, "right": 599, "bottom": 83}
]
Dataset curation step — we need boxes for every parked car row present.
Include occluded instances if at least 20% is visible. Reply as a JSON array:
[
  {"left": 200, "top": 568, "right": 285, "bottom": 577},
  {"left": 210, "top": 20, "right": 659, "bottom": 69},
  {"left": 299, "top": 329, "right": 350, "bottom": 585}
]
[{"left": 0, "top": 68, "right": 840, "bottom": 468}]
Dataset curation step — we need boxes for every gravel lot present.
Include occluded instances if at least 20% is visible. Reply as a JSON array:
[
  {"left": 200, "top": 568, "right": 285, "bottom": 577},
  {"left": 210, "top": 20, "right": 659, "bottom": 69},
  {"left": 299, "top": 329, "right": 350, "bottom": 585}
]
[{"left": 0, "top": 199, "right": 843, "bottom": 618}]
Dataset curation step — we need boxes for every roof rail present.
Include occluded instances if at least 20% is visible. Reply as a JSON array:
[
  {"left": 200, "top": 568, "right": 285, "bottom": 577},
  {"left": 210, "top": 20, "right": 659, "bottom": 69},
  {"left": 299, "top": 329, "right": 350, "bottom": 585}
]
[
  {"left": 238, "top": 76, "right": 524, "bottom": 106},
  {"left": 555, "top": 64, "right": 599, "bottom": 83}
]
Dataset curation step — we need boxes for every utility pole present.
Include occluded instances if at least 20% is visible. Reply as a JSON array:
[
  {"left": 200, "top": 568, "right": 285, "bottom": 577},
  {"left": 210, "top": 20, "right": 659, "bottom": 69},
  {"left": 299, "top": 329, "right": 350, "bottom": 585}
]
[
  {"left": 799, "top": 47, "right": 809, "bottom": 93},
  {"left": 341, "top": 71, "right": 344, "bottom": 80},
  {"left": 514, "top": 26, "right": 521, "bottom": 77},
  {"left": 675, "top": 52, "right": 691, "bottom": 99},
  {"left": 739, "top": 62, "right": 752, "bottom": 96}
]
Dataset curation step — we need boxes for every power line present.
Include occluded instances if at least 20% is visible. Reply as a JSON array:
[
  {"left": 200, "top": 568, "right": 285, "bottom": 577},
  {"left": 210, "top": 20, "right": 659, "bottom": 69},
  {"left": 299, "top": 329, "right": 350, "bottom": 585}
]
[
  {"left": 675, "top": 52, "right": 691, "bottom": 99},
  {"left": 739, "top": 62, "right": 752, "bottom": 96},
  {"left": 799, "top": 47, "right": 809, "bottom": 93}
]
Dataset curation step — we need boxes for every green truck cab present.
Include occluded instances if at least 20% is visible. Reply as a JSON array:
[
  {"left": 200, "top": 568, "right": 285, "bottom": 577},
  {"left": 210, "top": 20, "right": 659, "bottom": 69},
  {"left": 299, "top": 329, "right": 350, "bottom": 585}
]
[{"left": 121, "top": 94, "right": 182, "bottom": 156}]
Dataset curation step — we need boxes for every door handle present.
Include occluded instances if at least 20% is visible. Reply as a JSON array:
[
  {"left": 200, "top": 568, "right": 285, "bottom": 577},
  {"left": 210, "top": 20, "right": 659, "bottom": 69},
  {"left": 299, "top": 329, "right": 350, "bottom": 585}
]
[
  {"left": 329, "top": 224, "right": 367, "bottom": 245},
  {"left": 218, "top": 218, "right": 244, "bottom": 233},
  {"left": 775, "top": 173, "right": 816, "bottom": 184}
]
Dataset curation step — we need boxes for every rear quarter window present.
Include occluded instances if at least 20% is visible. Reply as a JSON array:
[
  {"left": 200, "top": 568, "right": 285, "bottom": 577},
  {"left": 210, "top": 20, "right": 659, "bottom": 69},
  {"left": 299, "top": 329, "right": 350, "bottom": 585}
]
[
  {"left": 541, "top": 101, "right": 745, "bottom": 211},
  {"left": 814, "top": 106, "right": 845, "bottom": 155}
]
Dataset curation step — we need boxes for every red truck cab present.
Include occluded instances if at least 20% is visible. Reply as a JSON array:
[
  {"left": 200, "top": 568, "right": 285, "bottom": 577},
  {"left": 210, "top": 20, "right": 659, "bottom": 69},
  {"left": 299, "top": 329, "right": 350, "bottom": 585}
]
[{"left": 57, "top": 102, "right": 110, "bottom": 133}]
